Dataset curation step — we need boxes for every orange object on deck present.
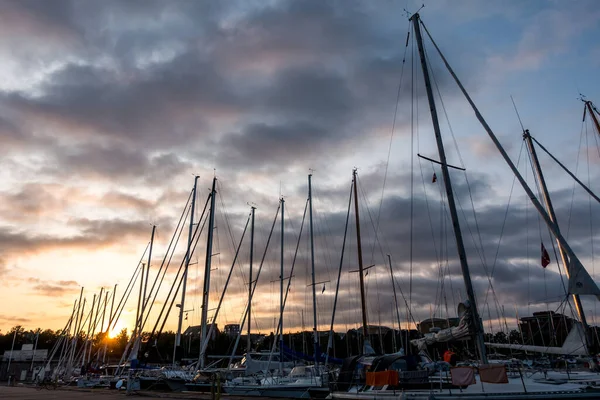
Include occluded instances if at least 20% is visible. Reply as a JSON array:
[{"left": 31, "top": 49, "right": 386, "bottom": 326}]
[
  {"left": 365, "top": 370, "right": 399, "bottom": 386},
  {"left": 443, "top": 350, "right": 455, "bottom": 363}
]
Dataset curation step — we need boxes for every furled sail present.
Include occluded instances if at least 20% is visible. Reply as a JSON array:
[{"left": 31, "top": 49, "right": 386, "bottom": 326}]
[{"left": 410, "top": 302, "right": 472, "bottom": 350}]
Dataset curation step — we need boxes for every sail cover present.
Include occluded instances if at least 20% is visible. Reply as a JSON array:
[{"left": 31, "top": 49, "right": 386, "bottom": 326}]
[{"left": 410, "top": 302, "right": 472, "bottom": 350}]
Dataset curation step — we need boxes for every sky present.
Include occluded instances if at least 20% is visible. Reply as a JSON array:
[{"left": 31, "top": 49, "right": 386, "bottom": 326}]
[{"left": 0, "top": 0, "right": 599, "bottom": 340}]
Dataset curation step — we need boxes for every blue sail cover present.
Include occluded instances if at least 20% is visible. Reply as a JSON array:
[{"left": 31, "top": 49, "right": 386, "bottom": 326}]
[{"left": 281, "top": 343, "right": 344, "bottom": 365}]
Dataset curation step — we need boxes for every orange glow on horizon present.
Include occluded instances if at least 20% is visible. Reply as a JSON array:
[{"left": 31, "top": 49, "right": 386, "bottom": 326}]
[{"left": 108, "top": 321, "right": 126, "bottom": 339}]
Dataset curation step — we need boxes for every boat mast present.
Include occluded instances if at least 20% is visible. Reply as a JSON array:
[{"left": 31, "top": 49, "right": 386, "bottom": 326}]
[
  {"left": 200, "top": 177, "right": 217, "bottom": 368},
  {"left": 411, "top": 13, "right": 488, "bottom": 363},
  {"left": 352, "top": 169, "right": 370, "bottom": 352},
  {"left": 142, "top": 226, "right": 156, "bottom": 316},
  {"left": 584, "top": 100, "right": 600, "bottom": 137},
  {"left": 387, "top": 255, "right": 404, "bottom": 352},
  {"left": 279, "top": 197, "right": 285, "bottom": 374},
  {"left": 134, "top": 264, "right": 144, "bottom": 340},
  {"left": 523, "top": 129, "right": 592, "bottom": 349},
  {"left": 247, "top": 205, "right": 256, "bottom": 354},
  {"left": 103, "top": 284, "right": 116, "bottom": 364},
  {"left": 418, "top": 14, "right": 600, "bottom": 344},
  {"left": 175, "top": 176, "right": 198, "bottom": 364},
  {"left": 308, "top": 173, "right": 319, "bottom": 365}
]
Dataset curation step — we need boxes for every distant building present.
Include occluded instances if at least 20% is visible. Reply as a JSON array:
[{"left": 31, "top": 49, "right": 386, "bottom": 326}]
[
  {"left": 224, "top": 324, "right": 240, "bottom": 338},
  {"left": 0, "top": 344, "right": 49, "bottom": 382},
  {"left": 519, "top": 311, "right": 574, "bottom": 347},
  {"left": 183, "top": 323, "right": 219, "bottom": 341},
  {"left": 1, "top": 344, "right": 48, "bottom": 362}
]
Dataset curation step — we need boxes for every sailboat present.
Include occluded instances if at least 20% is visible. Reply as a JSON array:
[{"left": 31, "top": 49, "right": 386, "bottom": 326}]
[
  {"left": 328, "top": 12, "right": 600, "bottom": 399},
  {"left": 223, "top": 175, "right": 333, "bottom": 398}
]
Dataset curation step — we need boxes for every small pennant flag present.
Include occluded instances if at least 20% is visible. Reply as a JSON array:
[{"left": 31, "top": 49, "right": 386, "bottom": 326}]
[
  {"left": 321, "top": 284, "right": 326, "bottom": 294},
  {"left": 432, "top": 173, "right": 437, "bottom": 183},
  {"left": 541, "top": 242, "right": 551, "bottom": 268}
]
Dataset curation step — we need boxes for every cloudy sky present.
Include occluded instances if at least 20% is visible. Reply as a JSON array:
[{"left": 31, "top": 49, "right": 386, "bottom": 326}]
[{"left": 0, "top": 0, "right": 599, "bottom": 341}]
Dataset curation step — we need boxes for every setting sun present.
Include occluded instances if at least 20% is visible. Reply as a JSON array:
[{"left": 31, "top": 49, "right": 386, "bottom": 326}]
[{"left": 108, "top": 321, "right": 126, "bottom": 339}]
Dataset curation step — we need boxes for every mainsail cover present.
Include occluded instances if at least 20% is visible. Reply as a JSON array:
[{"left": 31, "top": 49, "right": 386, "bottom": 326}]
[{"left": 410, "top": 302, "right": 472, "bottom": 350}]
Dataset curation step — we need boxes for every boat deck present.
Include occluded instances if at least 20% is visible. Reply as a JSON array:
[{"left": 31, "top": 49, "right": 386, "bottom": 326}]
[{"left": 0, "top": 385, "right": 297, "bottom": 399}]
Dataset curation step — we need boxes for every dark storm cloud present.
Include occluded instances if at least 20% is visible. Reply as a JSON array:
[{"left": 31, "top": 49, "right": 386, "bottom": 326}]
[{"left": 0, "top": 0, "right": 459, "bottom": 181}]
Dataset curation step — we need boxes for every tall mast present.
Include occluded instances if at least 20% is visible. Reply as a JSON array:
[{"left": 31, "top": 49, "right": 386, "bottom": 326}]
[
  {"left": 200, "top": 177, "right": 217, "bottom": 368},
  {"left": 143, "top": 225, "right": 156, "bottom": 316},
  {"left": 411, "top": 13, "right": 488, "bottom": 363},
  {"left": 175, "top": 176, "right": 198, "bottom": 364},
  {"left": 524, "top": 129, "right": 592, "bottom": 348},
  {"left": 308, "top": 173, "right": 319, "bottom": 365},
  {"left": 584, "top": 100, "right": 600, "bottom": 137},
  {"left": 418, "top": 14, "right": 600, "bottom": 356},
  {"left": 89, "top": 288, "right": 103, "bottom": 363},
  {"left": 387, "top": 255, "right": 404, "bottom": 352},
  {"left": 84, "top": 294, "right": 96, "bottom": 366},
  {"left": 279, "top": 197, "right": 285, "bottom": 374},
  {"left": 103, "top": 284, "right": 116, "bottom": 364},
  {"left": 70, "top": 287, "right": 84, "bottom": 370},
  {"left": 352, "top": 169, "right": 370, "bottom": 350},
  {"left": 247, "top": 205, "right": 256, "bottom": 354},
  {"left": 134, "top": 264, "right": 144, "bottom": 340}
]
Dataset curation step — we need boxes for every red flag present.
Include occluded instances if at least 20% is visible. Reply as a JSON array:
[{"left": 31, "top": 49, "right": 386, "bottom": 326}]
[
  {"left": 432, "top": 173, "right": 437, "bottom": 183},
  {"left": 541, "top": 242, "right": 550, "bottom": 268}
]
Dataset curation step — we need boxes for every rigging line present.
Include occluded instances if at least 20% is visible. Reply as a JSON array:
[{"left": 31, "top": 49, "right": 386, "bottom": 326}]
[
  {"left": 585, "top": 119, "right": 597, "bottom": 323},
  {"left": 592, "top": 111, "right": 600, "bottom": 161},
  {"left": 410, "top": 24, "right": 416, "bottom": 327},
  {"left": 524, "top": 143, "right": 552, "bottom": 309},
  {"left": 530, "top": 135, "right": 600, "bottom": 204},
  {"left": 566, "top": 119, "right": 586, "bottom": 240},
  {"left": 482, "top": 141, "right": 524, "bottom": 308},
  {"left": 357, "top": 178, "right": 384, "bottom": 326},
  {"left": 139, "top": 189, "right": 193, "bottom": 329},
  {"left": 423, "top": 34, "right": 487, "bottom": 319},
  {"left": 451, "top": 179, "right": 504, "bottom": 324},
  {"left": 327, "top": 182, "right": 353, "bottom": 353},
  {"left": 228, "top": 203, "right": 280, "bottom": 363},
  {"left": 143, "top": 192, "right": 208, "bottom": 334},
  {"left": 526, "top": 147, "right": 531, "bottom": 316},
  {"left": 418, "top": 17, "right": 594, "bottom": 340},
  {"left": 510, "top": 96, "right": 526, "bottom": 132},
  {"left": 217, "top": 180, "right": 239, "bottom": 252},
  {"left": 417, "top": 157, "right": 443, "bottom": 291},
  {"left": 371, "top": 25, "right": 411, "bottom": 264},
  {"left": 281, "top": 200, "right": 309, "bottom": 333},
  {"left": 149, "top": 194, "right": 211, "bottom": 338},
  {"left": 356, "top": 175, "right": 419, "bottom": 329},
  {"left": 107, "top": 243, "right": 149, "bottom": 331},
  {"left": 311, "top": 194, "right": 335, "bottom": 284},
  {"left": 432, "top": 161, "right": 448, "bottom": 318},
  {"left": 425, "top": 36, "right": 493, "bottom": 280}
]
